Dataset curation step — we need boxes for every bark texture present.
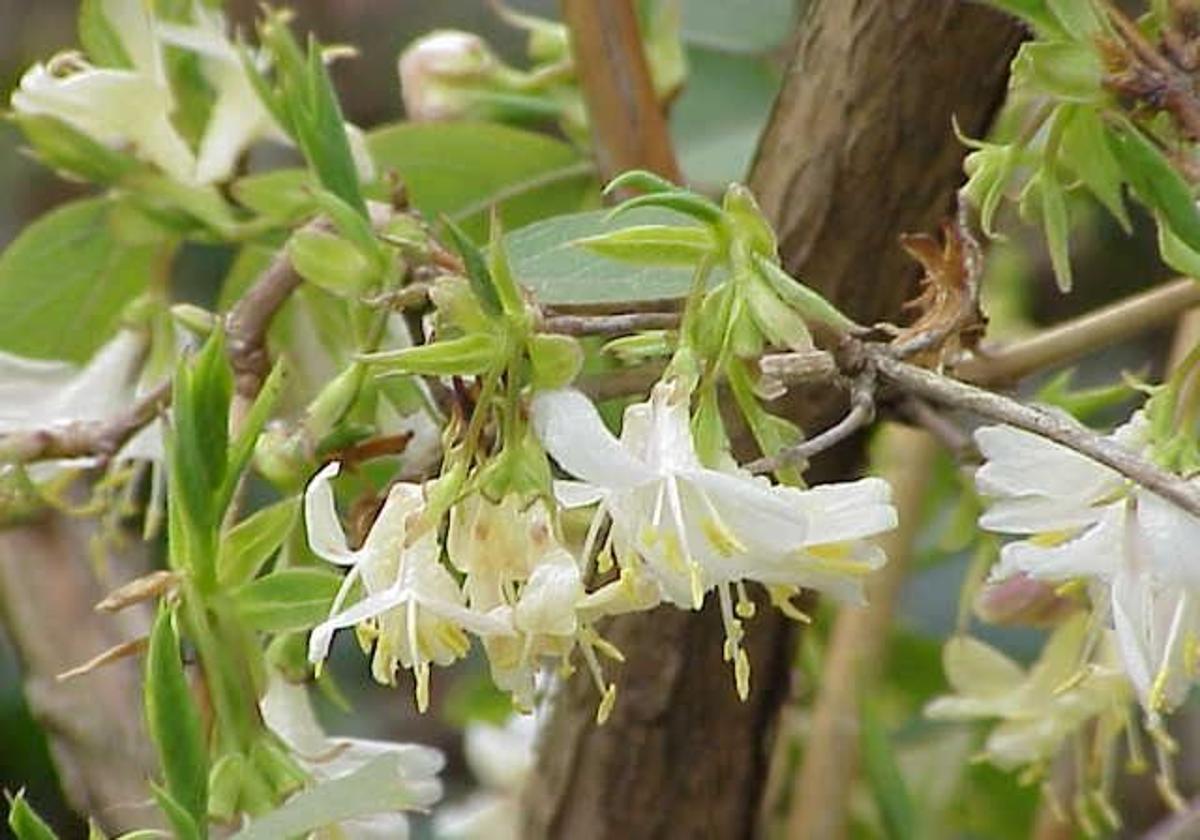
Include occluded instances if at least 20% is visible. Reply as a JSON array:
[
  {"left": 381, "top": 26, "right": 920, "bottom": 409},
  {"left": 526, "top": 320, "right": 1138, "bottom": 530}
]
[
  {"left": 0, "top": 511, "right": 157, "bottom": 833},
  {"left": 526, "top": 2, "right": 1021, "bottom": 838}
]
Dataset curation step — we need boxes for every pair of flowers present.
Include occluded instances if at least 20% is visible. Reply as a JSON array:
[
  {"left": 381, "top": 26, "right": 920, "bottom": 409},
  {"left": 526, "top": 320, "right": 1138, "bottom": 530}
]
[
  {"left": 972, "top": 414, "right": 1200, "bottom": 720},
  {"left": 303, "top": 378, "right": 899, "bottom": 707}
]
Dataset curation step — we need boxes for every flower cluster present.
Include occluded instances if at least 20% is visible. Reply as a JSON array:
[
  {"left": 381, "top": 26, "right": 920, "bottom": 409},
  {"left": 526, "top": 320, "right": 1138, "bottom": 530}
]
[
  {"left": 303, "top": 378, "right": 898, "bottom": 717},
  {"left": 974, "top": 415, "right": 1200, "bottom": 722}
]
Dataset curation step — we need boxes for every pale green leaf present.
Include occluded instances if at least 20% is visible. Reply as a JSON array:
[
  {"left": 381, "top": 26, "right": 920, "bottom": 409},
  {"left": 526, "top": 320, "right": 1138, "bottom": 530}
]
[
  {"left": 6, "top": 792, "right": 59, "bottom": 840},
  {"left": 233, "top": 567, "right": 342, "bottom": 632},
  {"left": 574, "top": 224, "right": 716, "bottom": 266},
  {"left": 218, "top": 497, "right": 300, "bottom": 587},
  {"left": 0, "top": 198, "right": 159, "bottom": 362}
]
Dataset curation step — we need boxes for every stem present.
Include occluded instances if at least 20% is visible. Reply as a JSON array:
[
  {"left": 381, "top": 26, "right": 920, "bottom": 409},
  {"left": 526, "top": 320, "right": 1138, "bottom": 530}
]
[
  {"left": 954, "top": 277, "right": 1200, "bottom": 385},
  {"left": 746, "top": 377, "right": 874, "bottom": 473},
  {"left": 868, "top": 346, "right": 1200, "bottom": 517},
  {"left": 559, "top": 0, "right": 682, "bottom": 186},
  {"left": 540, "top": 311, "right": 680, "bottom": 336}
]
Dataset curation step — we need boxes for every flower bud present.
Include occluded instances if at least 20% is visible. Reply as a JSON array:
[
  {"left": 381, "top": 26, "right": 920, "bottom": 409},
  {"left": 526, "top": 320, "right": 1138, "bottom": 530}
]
[
  {"left": 254, "top": 422, "right": 313, "bottom": 491},
  {"left": 397, "top": 30, "right": 501, "bottom": 122},
  {"left": 974, "top": 573, "right": 1079, "bottom": 627}
]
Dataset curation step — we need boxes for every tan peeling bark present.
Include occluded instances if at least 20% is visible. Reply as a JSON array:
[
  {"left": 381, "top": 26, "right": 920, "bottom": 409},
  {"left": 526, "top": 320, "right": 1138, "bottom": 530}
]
[{"left": 526, "top": 2, "right": 1021, "bottom": 838}]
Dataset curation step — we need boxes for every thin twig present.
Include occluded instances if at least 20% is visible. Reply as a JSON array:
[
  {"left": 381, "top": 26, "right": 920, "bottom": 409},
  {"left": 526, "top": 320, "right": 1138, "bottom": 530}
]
[
  {"left": 954, "top": 277, "right": 1200, "bottom": 385},
  {"left": 540, "top": 311, "right": 680, "bottom": 336},
  {"left": 746, "top": 373, "right": 874, "bottom": 473},
  {"left": 868, "top": 345, "right": 1200, "bottom": 517},
  {"left": 0, "top": 380, "right": 170, "bottom": 465}
]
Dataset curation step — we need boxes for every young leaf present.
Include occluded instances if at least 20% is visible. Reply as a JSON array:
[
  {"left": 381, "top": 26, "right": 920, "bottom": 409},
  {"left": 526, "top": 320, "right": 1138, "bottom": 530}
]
[
  {"left": 1045, "top": 0, "right": 1101, "bottom": 39},
  {"left": 11, "top": 113, "right": 140, "bottom": 186},
  {"left": 742, "top": 271, "right": 813, "bottom": 351},
  {"left": 1106, "top": 121, "right": 1200, "bottom": 253},
  {"left": 6, "top": 791, "right": 59, "bottom": 840},
  {"left": 604, "top": 169, "right": 680, "bottom": 196},
  {"left": 573, "top": 224, "right": 716, "bottom": 266},
  {"left": 218, "top": 497, "right": 301, "bottom": 587},
  {"left": 1039, "top": 171, "right": 1073, "bottom": 292},
  {"left": 506, "top": 208, "right": 726, "bottom": 306},
  {"left": 1059, "top": 107, "right": 1130, "bottom": 230},
  {"left": 150, "top": 783, "right": 202, "bottom": 840},
  {"left": 145, "top": 606, "right": 208, "bottom": 834},
  {"left": 982, "top": 0, "right": 1066, "bottom": 35},
  {"left": 0, "top": 198, "right": 158, "bottom": 361},
  {"left": 171, "top": 331, "right": 232, "bottom": 535},
  {"left": 1013, "top": 41, "right": 1102, "bottom": 102},
  {"left": 367, "top": 122, "right": 596, "bottom": 240},
  {"left": 219, "top": 360, "right": 286, "bottom": 517},
  {"left": 231, "top": 168, "right": 315, "bottom": 222},
  {"left": 607, "top": 190, "right": 724, "bottom": 226},
  {"left": 1158, "top": 215, "right": 1200, "bottom": 278},
  {"left": 287, "top": 229, "right": 375, "bottom": 297},
  {"left": 77, "top": 0, "right": 132, "bottom": 67},
  {"left": 443, "top": 217, "right": 503, "bottom": 317},
  {"left": 232, "top": 568, "right": 343, "bottom": 632},
  {"left": 752, "top": 255, "right": 860, "bottom": 333},
  {"left": 486, "top": 210, "right": 528, "bottom": 316},
  {"left": 363, "top": 333, "right": 501, "bottom": 377}
]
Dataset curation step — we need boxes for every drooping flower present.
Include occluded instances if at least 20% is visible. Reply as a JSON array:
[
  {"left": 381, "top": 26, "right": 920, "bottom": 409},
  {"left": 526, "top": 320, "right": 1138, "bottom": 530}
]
[
  {"left": 0, "top": 330, "right": 162, "bottom": 477},
  {"left": 433, "top": 714, "right": 537, "bottom": 840},
  {"left": 447, "top": 494, "right": 624, "bottom": 714},
  {"left": 975, "top": 418, "right": 1200, "bottom": 717},
  {"left": 260, "top": 671, "right": 444, "bottom": 839},
  {"left": 397, "top": 30, "right": 504, "bottom": 122},
  {"left": 531, "top": 380, "right": 897, "bottom": 697},
  {"left": 157, "top": 7, "right": 289, "bottom": 184},
  {"left": 925, "top": 613, "right": 1132, "bottom": 781},
  {"left": 10, "top": 0, "right": 196, "bottom": 182},
  {"left": 303, "top": 462, "right": 513, "bottom": 711}
]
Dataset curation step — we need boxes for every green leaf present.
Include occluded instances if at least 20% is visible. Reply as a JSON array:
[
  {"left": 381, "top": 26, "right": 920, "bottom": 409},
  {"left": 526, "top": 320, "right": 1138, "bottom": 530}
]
[
  {"left": 604, "top": 169, "right": 680, "bottom": 197},
  {"left": 6, "top": 791, "right": 59, "bottom": 840},
  {"left": 1013, "top": 41, "right": 1102, "bottom": 102},
  {"left": 608, "top": 191, "right": 723, "bottom": 226},
  {"left": 670, "top": 48, "right": 779, "bottom": 188},
  {"left": 367, "top": 122, "right": 597, "bottom": 241},
  {"left": 1046, "top": 0, "right": 1101, "bottom": 39},
  {"left": 0, "top": 198, "right": 159, "bottom": 362},
  {"left": 1039, "top": 171, "right": 1073, "bottom": 292},
  {"left": 11, "top": 113, "right": 140, "bottom": 185},
  {"left": 231, "top": 753, "right": 440, "bottom": 840},
  {"left": 443, "top": 217, "right": 503, "bottom": 317},
  {"left": 742, "top": 270, "right": 813, "bottom": 350},
  {"left": 231, "top": 168, "right": 316, "bottom": 222},
  {"left": 218, "top": 497, "right": 301, "bottom": 587},
  {"left": 364, "top": 332, "right": 501, "bottom": 377},
  {"left": 861, "top": 700, "right": 917, "bottom": 840},
  {"left": 752, "top": 255, "right": 859, "bottom": 332},
  {"left": 1107, "top": 121, "right": 1200, "bottom": 253},
  {"left": 287, "top": 229, "right": 375, "bottom": 297},
  {"left": 1059, "top": 107, "right": 1130, "bottom": 230},
  {"left": 233, "top": 568, "right": 342, "bottom": 632},
  {"left": 171, "top": 331, "right": 232, "bottom": 537},
  {"left": 574, "top": 224, "right": 717, "bottom": 266},
  {"left": 78, "top": 0, "right": 132, "bottom": 67},
  {"left": 150, "top": 782, "right": 202, "bottom": 840},
  {"left": 505, "top": 208, "right": 725, "bottom": 306},
  {"left": 486, "top": 211, "right": 526, "bottom": 316},
  {"left": 1158, "top": 214, "right": 1200, "bottom": 277},
  {"left": 983, "top": 0, "right": 1066, "bottom": 35},
  {"left": 145, "top": 606, "right": 208, "bottom": 833},
  {"left": 527, "top": 334, "right": 584, "bottom": 389},
  {"left": 217, "top": 360, "right": 286, "bottom": 516}
]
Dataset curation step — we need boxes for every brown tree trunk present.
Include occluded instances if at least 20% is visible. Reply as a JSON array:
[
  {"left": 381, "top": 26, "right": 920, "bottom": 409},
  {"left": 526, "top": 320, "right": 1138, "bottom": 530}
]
[
  {"left": 0, "top": 510, "right": 158, "bottom": 833},
  {"left": 523, "top": 2, "right": 1020, "bottom": 838}
]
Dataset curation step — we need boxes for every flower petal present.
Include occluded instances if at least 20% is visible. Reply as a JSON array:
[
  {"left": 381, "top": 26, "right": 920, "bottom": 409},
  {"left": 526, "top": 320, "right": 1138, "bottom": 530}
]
[
  {"left": 530, "top": 388, "right": 653, "bottom": 490},
  {"left": 304, "top": 462, "right": 358, "bottom": 566}
]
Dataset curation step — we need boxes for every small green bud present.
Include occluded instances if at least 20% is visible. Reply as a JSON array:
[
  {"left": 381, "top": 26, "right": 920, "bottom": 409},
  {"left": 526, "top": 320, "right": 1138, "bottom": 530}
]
[
  {"left": 208, "top": 752, "right": 248, "bottom": 822},
  {"left": 170, "top": 303, "right": 219, "bottom": 337},
  {"left": 721, "top": 184, "right": 776, "bottom": 257},
  {"left": 305, "top": 364, "right": 366, "bottom": 438},
  {"left": 254, "top": 423, "right": 313, "bottom": 491},
  {"left": 287, "top": 229, "right": 376, "bottom": 297},
  {"left": 528, "top": 333, "right": 583, "bottom": 389}
]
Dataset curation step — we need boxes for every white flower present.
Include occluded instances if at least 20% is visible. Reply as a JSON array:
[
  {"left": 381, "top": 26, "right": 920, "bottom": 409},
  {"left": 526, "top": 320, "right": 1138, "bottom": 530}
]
[
  {"left": 975, "top": 419, "right": 1200, "bottom": 715},
  {"left": 397, "top": 30, "right": 501, "bottom": 122},
  {"left": 11, "top": 0, "right": 195, "bottom": 182},
  {"left": 304, "top": 462, "right": 513, "bottom": 710},
  {"left": 260, "top": 671, "right": 443, "bottom": 839},
  {"left": 433, "top": 714, "right": 537, "bottom": 840},
  {"left": 925, "top": 613, "right": 1131, "bottom": 773},
  {"left": 531, "top": 380, "right": 897, "bottom": 697},
  {"left": 0, "top": 330, "right": 162, "bottom": 477},
  {"left": 157, "top": 8, "right": 289, "bottom": 184}
]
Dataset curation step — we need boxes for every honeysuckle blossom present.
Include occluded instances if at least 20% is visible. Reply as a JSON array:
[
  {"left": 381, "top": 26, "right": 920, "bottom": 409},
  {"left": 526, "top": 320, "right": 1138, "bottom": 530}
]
[
  {"left": 260, "top": 671, "right": 444, "bottom": 839},
  {"left": 304, "top": 462, "right": 513, "bottom": 710},
  {"left": 157, "top": 8, "right": 290, "bottom": 184},
  {"left": 0, "top": 330, "right": 162, "bottom": 477},
  {"left": 433, "top": 714, "right": 537, "bottom": 840},
  {"left": 447, "top": 494, "right": 625, "bottom": 712},
  {"left": 925, "top": 613, "right": 1132, "bottom": 775},
  {"left": 397, "top": 30, "right": 503, "bottom": 122},
  {"left": 11, "top": 0, "right": 196, "bottom": 182},
  {"left": 531, "top": 380, "right": 897, "bottom": 696},
  {"left": 975, "top": 419, "right": 1200, "bottom": 717}
]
